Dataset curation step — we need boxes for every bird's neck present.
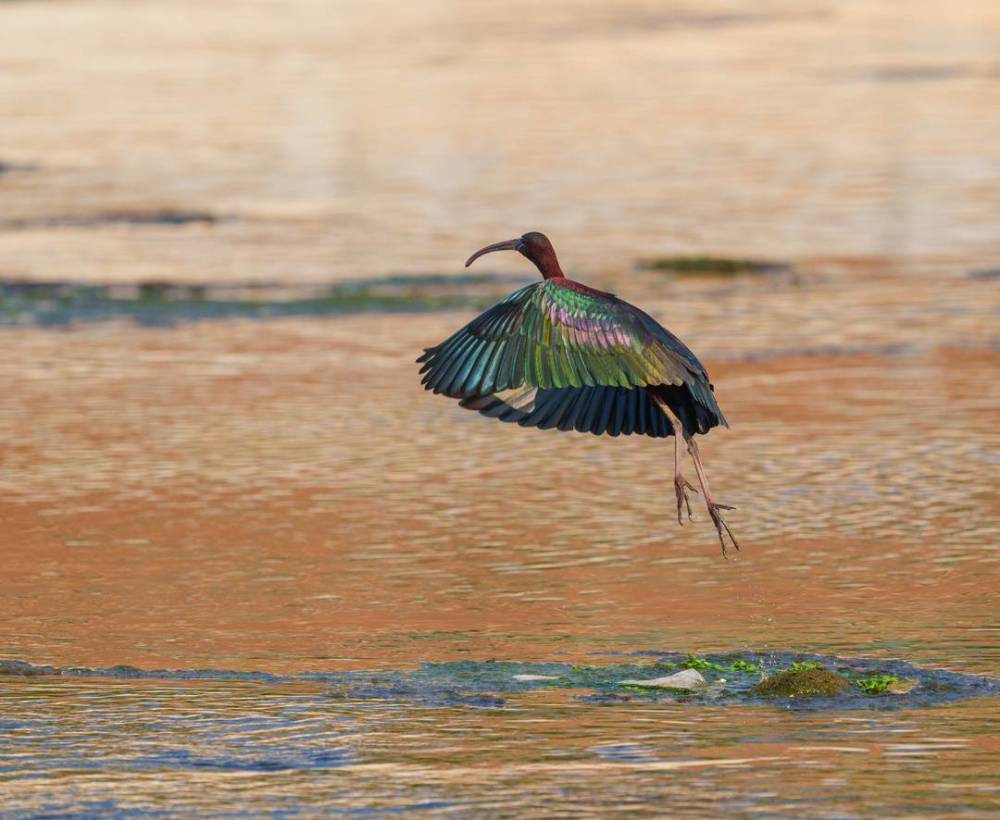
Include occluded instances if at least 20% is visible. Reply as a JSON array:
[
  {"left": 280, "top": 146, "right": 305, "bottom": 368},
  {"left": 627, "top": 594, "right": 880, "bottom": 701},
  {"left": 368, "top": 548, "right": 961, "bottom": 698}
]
[{"left": 533, "top": 248, "right": 565, "bottom": 279}]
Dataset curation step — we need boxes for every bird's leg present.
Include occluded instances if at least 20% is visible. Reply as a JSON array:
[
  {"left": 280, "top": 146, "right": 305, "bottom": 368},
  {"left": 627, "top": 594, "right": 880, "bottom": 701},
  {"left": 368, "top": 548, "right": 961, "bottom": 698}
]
[
  {"left": 653, "top": 398, "right": 698, "bottom": 525},
  {"left": 673, "top": 429, "right": 698, "bottom": 525},
  {"left": 687, "top": 437, "right": 739, "bottom": 558}
]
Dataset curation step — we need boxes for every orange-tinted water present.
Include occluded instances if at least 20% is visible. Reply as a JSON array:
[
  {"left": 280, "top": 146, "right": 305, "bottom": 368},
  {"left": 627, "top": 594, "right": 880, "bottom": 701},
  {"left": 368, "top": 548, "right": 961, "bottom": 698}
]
[{"left": 1, "top": 0, "right": 998, "bottom": 815}]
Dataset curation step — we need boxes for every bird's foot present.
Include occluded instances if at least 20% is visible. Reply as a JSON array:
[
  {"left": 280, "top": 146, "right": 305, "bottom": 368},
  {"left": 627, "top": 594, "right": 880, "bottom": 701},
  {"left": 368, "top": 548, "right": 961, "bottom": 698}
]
[
  {"left": 673, "top": 474, "right": 698, "bottom": 525},
  {"left": 707, "top": 501, "right": 740, "bottom": 559}
]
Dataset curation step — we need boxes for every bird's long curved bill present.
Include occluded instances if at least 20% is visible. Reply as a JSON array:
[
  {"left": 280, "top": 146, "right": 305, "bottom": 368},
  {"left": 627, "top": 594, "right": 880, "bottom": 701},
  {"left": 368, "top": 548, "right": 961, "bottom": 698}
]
[{"left": 465, "top": 239, "right": 523, "bottom": 268}]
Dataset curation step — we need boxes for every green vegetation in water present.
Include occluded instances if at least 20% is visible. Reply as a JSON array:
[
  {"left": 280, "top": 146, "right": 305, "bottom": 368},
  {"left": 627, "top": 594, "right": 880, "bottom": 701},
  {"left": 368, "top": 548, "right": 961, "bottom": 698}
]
[
  {"left": 682, "top": 654, "right": 727, "bottom": 672},
  {"left": 753, "top": 667, "right": 851, "bottom": 698},
  {"left": 681, "top": 655, "right": 760, "bottom": 674},
  {"left": 636, "top": 255, "right": 791, "bottom": 277},
  {"left": 0, "top": 274, "right": 523, "bottom": 327},
  {"left": 852, "top": 674, "right": 901, "bottom": 695},
  {"left": 416, "top": 659, "right": 922, "bottom": 703}
]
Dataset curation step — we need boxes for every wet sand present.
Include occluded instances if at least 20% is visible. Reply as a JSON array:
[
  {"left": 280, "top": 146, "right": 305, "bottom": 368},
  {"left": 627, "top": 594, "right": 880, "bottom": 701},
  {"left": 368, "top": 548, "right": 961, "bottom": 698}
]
[{"left": 1, "top": 0, "right": 998, "bottom": 815}]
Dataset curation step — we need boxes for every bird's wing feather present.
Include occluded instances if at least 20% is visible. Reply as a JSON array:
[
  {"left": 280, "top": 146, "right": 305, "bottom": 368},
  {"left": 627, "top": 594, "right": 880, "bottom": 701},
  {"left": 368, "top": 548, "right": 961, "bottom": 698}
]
[
  {"left": 418, "top": 279, "right": 712, "bottom": 398},
  {"left": 459, "top": 386, "right": 675, "bottom": 438}
]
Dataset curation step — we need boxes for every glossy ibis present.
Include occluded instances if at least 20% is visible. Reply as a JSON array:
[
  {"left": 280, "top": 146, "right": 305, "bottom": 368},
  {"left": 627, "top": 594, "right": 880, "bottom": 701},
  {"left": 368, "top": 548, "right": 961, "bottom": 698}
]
[{"left": 417, "top": 232, "right": 738, "bottom": 556}]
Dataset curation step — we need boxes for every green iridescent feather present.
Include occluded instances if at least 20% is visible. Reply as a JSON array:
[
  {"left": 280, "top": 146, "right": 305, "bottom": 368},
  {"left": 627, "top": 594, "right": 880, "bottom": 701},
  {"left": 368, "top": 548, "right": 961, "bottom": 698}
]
[{"left": 417, "top": 279, "right": 726, "bottom": 438}]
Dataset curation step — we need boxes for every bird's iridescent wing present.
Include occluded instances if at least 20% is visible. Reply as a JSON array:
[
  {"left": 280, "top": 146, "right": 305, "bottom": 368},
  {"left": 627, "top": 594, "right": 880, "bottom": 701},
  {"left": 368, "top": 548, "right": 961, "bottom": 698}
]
[{"left": 418, "top": 279, "right": 709, "bottom": 396}]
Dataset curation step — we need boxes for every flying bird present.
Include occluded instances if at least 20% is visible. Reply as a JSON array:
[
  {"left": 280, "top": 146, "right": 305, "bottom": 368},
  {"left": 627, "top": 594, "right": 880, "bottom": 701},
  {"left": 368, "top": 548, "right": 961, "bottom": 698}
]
[{"left": 417, "top": 232, "right": 738, "bottom": 556}]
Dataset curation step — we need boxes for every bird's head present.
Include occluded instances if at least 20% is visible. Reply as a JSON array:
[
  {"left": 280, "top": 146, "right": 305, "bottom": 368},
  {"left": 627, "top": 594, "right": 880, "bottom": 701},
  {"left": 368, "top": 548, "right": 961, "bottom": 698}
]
[{"left": 465, "top": 231, "right": 565, "bottom": 280}]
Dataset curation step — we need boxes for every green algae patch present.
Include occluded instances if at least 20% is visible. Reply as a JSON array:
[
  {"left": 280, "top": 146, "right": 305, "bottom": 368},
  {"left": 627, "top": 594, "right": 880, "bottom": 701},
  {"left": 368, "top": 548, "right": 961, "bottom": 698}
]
[
  {"left": 636, "top": 256, "right": 790, "bottom": 276},
  {"left": 681, "top": 655, "right": 759, "bottom": 674},
  {"left": 853, "top": 674, "right": 902, "bottom": 695},
  {"left": 681, "top": 654, "right": 727, "bottom": 673},
  {"left": 753, "top": 667, "right": 850, "bottom": 698}
]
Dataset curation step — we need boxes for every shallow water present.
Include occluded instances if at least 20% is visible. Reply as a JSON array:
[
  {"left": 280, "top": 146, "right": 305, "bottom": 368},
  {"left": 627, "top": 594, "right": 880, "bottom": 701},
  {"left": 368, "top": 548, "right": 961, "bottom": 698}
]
[
  {"left": 3, "top": 281, "right": 997, "bottom": 816},
  {"left": 3, "top": 668, "right": 999, "bottom": 815},
  {"left": 1, "top": 0, "right": 999, "bottom": 815},
  {"left": 2, "top": 0, "right": 999, "bottom": 282}
]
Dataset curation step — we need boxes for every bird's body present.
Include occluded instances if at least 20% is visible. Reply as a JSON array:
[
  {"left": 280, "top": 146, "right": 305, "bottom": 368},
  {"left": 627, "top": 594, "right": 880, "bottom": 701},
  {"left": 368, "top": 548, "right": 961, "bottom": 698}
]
[{"left": 418, "top": 232, "right": 739, "bottom": 556}]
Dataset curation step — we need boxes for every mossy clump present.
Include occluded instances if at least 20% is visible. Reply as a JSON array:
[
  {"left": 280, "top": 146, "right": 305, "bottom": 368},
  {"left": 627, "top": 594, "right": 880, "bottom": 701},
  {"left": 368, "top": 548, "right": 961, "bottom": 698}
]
[{"left": 753, "top": 667, "right": 850, "bottom": 698}]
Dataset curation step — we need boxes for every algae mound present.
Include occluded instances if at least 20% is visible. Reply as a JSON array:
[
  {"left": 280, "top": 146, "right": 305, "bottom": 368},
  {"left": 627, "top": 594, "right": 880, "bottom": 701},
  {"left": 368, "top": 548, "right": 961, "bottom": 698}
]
[{"left": 753, "top": 667, "right": 850, "bottom": 698}]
